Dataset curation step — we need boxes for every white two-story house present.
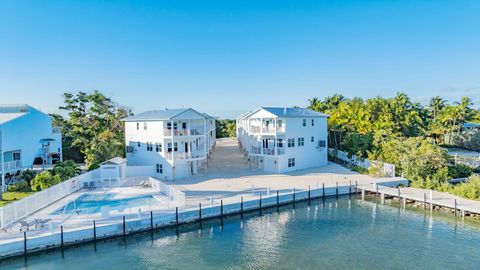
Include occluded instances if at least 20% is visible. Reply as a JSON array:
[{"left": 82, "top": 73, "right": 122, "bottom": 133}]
[
  {"left": 237, "top": 107, "right": 328, "bottom": 173},
  {"left": 0, "top": 104, "right": 62, "bottom": 187},
  {"left": 123, "top": 108, "right": 216, "bottom": 180}
]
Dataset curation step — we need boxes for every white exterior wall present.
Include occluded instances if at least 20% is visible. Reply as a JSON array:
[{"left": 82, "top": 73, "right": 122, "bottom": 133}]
[
  {"left": 124, "top": 110, "right": 216, "bottom": 181},
  {"left": 237, "top": 108, "right": 328, "bottom": 174},
  {"left": 0, "top": 106, "right": 62, "bottom": 184}
]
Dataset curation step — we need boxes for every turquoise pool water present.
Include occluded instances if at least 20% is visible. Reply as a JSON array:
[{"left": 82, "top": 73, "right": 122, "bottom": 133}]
[
  {"left": 52, "top": 194, "right": 157, "bottom": 215},
  {"left": 3, "top": 197, "right": 480, "bottom": 269}
]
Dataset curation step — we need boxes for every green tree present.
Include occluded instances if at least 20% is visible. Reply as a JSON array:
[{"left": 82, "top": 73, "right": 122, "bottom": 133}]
[
  {"left": 21, "top": 169, "right": 36, "bottom": 186},
  {"left": 59, "top": 91, "right": 131, "bottom": 169},
  {"left": 31, "top": 171, "right": 62, "bottom": 191},
  {"left": 53, "top": 160, "right": 81, "bottom": 181}
]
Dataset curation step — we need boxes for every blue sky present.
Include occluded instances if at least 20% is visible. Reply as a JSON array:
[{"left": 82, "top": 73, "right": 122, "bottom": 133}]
[{"left": 1, "top": 0, "right": 479, "bottom": 118}]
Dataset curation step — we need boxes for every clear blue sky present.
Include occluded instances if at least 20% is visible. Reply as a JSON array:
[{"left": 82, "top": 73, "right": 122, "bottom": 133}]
[{"left": 1, "top": 0, "right": 479, "bottom": 118}]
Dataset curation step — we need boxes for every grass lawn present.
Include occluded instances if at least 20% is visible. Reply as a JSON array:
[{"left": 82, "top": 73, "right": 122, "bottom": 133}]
[{"left": 0, "top": 191, "right": 35, "bottom": 206}]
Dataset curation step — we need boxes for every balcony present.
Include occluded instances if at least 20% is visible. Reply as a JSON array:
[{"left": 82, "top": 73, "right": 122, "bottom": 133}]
[
  {"left": 1, "top": 160, "right": 22, "bottom": 173},
  {"left": 164, "top": 128, "right": 205, "bottom": 137},
  {"left": 251, "top": 147, "right": 285, "bottom": 156},
  {"left": 249, "top": 126, "right": 285, "bottom": 134},
  {"left": 165, "top": 150, "right": 206, "bottom": 160}
]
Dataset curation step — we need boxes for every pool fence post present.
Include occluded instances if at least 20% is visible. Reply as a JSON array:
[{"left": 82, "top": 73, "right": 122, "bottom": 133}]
[
  {"left": 176, "top": 207, "right": 179, "bottom": 226},
  {"left": 24, "top": 231, "right": 27, "bottom": 256},
  {"left": 61, "top": 225, "right": 64, "bottom": 248},
  {"left": 454, "top": 199, "right": 457, "bottom": 217},
  {"left": 122, "top": 216, "right": 126, "bottom": 237},
  {"left": 199, "top": 203, "right": 202, "bottom": 221},
  {"left": 93, "top": 220, "right": 96, "bottom": 242},
  {"left": 150, "top": 211, "right": 153, "bottom": 230}
]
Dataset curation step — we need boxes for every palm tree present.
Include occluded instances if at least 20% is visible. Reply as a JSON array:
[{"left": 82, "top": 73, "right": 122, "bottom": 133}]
[{"left": 429, "top": 96, "right": 446, "bottom": 123}]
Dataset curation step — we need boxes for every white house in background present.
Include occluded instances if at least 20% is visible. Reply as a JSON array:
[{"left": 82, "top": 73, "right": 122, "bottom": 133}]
[
  {"left": 0, "top": 104, "right": 62, "bottom": 187},
  {"left": 236, "top": 107, "right": 328, "bottom": 173},
  {"left": 123, "top": 108, "right": 216, "bottom": 180}
]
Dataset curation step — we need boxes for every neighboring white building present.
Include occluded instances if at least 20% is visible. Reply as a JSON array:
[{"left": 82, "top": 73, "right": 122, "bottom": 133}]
[
  {"left": 236, "top": 107, "right": 328, "bottom": 173},
  {"left": 123, "top": 108, "right": 216, "bottom": 180},
  {"left": 0, "top": 104, "right": 62, "bottom": 186}
]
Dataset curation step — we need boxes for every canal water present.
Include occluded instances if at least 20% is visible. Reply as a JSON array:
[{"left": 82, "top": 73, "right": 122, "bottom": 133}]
[{"left": 2, "top": 196, "right": 480, "bottom": 270}]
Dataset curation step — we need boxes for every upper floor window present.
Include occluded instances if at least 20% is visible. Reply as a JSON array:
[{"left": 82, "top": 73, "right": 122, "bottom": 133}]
[
  {"left": 278, "top": 120, "right": 283, "bottom": 127},
  {"left": 288, "top": 158, "right": 295, "bottom": 168},
  {"left": 288, "top": 138, "right": 295, "bottom": 148},
  {"left": 311, "top": 136, "right": 314, "bottom": 142},
  {"left": 319, "top": 140, "right": 326, "bottom": 148},
  {"left": 136, "top": 122, "right": 140, "bottom": 130},
  {"left": 174, "top": 142, "right": 178, "bottom": 151},
  {"left": 167, "top": 143, "right": 172, "bottom": 152},
  {"left": 137, "top": 141, "right": 141, "bottom": 148},
  {"left": 311, "top": 119, "right": 314, "bottom": 126},
  {"left": 156, "top": 164, "right": 163, "bottom": 174},
  {"left": 298, "top": 137, "right": 304, "bottom": 146},
  {"left": 167, "top": 122, "right": 172, "bottom": 129},
  {"left": 155, "top": 143, "right": 162, "bottom": 152},
  {"left": 302, "top": 119, "right": 306, "bottom": 127},
  {"left": 147, "top": 142, "right": 153, "bottom": 151},
  {"left": 277, "top": 138, "right": 283, "bottom": 148}
]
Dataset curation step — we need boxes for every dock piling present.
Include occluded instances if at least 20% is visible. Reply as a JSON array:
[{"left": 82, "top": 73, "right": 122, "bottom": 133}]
[
  {"left": 93, "top": 221, "right": 97, "bottom": 242},
  {"left": 361, "top": 189, "right": 365, "bottom": 200},
  {"left": 175, "top": 207, "right": 179, "bottom": 226},
  {"left": 241, "top": 196, "right": 244, "bottom": 218},
  {"left": 322, "top": 182, "right": 325, "bottom": 198},
  {"left": 150, "top": 211, "right": 154, "bottom": 230},
  {"left": 454, "top": 199, "right": 457, "bottom": 217},
  {"left": 336, "top": 182, "right": 338, "bottom": 199},
  {"left": 60, "top": 226, "right": 64, "bottom": 248},
  {"left": 23, "top": 232, "right": 27, "bottom": 256},
  {"left": 199, "top": 203, "right": 202, "bottom": 221},
  {"left": 293, "top": 188, "right": 296, "bottom": 207},
  {"left": 423, "top": 194, "right": 427, "bottom": 210},
  {"left": 276, "top": 190, "right": 279, "bottom": 209},
  {"left": 122, "top": 216, "right": 126, "bottom": 237}
]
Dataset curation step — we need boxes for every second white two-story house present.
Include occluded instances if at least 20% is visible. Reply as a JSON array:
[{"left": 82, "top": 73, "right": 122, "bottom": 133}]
[
  {"left": 123, "top": 108, "right": 216, "bottom": 180},
  {"left": 237, "top": 107, "right": 328, "bottom": 173},
  {"left": 0, "top": 104, "right": 62, "bottom": 187}
]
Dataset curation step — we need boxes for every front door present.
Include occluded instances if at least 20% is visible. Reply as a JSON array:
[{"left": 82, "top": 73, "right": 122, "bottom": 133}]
[{"left": 185, "top": 142, "right": 189, "bottom": 152}]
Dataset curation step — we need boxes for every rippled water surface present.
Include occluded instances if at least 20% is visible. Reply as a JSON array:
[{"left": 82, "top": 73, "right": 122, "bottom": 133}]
[{"left": 2, "top": 197, "right": 480, "bottom": 270}]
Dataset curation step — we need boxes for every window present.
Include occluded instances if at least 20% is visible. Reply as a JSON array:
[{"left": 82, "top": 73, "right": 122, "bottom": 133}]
[
  {"left": 302, "top": 119, "right": 306, "bottom": 127},
  {"left": 167, "top": 122, "right": 172, "bottom": 129},
  {"left": 277, "top": 139, "right": 283, "bottom": 148},
  {"left": 288, "top": 158, "right": 295, "bottom": 168},
  {"left": 174, "top": 142, "right": 178, "bottom": 151},
  {"left": 137, "top": 141, "right": 141, "bottom": 147},
  {"left": 155, "top": 143, "right": 162, "bottom": 152},
  {"left": 182, "top": 122, "right": 187, "bottom": 129},
  {"left": 147, "top": 142, "right": 153, "bottom": 151},
  {"left": 311, "top": 119, "right": 314, "bottom": 126},
  {"left": 278, "top": 120, "right": 283, "bottom": 127},
  {"left": 136, "top": 122, "right": 140, "bottom": 130},
  {"left": 298, "top": 137, "right": 304, "bottom": 146},
  {"left": 288, "top": 138, "right": 295, "bottom": 148},
  {"left": 144, "top": 122, "right": 148, "bottom": 130},
  {"left": 319, "top": 140, "right": 326, "bottom": 148},
  {"left": 311, "top": 136, "right": 314, "bottom": 142},
  {"left": 156, "top": 164, "right": 163, "bottom": 174},
  {"left": 167, "top": 143, "right": 172, "bottom": 152}
]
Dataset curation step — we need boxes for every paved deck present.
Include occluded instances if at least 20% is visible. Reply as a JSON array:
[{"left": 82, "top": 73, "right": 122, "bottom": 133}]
[{"left": 172, "top": 138, "right": 405, "bottom": 207}]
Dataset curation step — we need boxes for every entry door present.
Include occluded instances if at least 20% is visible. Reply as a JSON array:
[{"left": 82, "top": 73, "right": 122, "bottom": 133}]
[{"left": 185, "top": 142, "right": 189, "bottom": 152}]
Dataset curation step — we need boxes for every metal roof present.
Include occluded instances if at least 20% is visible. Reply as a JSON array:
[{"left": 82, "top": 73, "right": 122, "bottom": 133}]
[
  {"left": 0, "top": 112, "right": 28, "bottom": 125},
  {"left": 100, "top": 157, "right": 126, "bottom": 165},
  {"left": 242, "top": 107, "right": 328, "bottom": 119},
  {"left": 122, "top": 108, "right": 208, "bottom": 122},
  {"left": 464, "top": 122, "right": 480, "bottom": 128}
]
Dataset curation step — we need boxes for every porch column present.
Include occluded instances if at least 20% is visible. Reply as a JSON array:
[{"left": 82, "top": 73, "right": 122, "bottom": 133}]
[
  {"left": 0, "top": 127, "right": 4, "bottom": 188},
  {"left": 171, "top": 120, "right": 175, "bottom": 165},
  {"left": 274, "top": 118, "right": 278, "bottom": 156}
]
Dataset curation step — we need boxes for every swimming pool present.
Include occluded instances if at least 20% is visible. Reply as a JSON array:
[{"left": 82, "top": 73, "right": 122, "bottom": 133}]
[{"left": 52, "top": 194, "right": 158, "bottom": 215}]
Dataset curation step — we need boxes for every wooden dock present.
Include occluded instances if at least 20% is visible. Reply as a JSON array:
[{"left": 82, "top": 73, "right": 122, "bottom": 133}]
[{"left": 357, "top": 182, "right": 480, "bottom": 217}]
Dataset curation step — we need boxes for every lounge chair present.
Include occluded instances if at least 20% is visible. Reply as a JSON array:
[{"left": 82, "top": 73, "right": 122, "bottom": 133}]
[{"left": 19, "top": 220, "right": 36, "bottom": 231}]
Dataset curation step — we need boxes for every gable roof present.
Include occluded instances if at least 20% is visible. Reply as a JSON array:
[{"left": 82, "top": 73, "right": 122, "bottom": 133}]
[
  {"left": 100, "top": 157, "right": 126, "bottom": 165},
  {"left": 0, "top": 112, "right": 28, "bottom": 125},
  {"left": 122, "top": 108, "right": 208, "bottom": 122}
]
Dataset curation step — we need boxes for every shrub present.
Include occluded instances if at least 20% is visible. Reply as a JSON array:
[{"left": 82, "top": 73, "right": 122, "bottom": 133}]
[
  {"left": 7, "top": 180, "right": 29, "bottom": 192},
  {"left": 31, "top": 171, "right": 62, "bottom": 191},
  {"left": 451, "top": 175, "right": 480, "bottom": 200},
  {"left": 21, "top": 169, "right": 36, "bottom": 186},
  {"left": 448, "top": 164, "right": 473, "bottom": 179}
]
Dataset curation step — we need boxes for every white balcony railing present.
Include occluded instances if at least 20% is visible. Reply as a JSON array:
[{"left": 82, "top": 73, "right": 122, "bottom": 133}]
[
  {"left": 251, "top": 147, "right": 285, "bottom": 156},
  {"left": 249, "top": 126, "right": 285, "bottom": 134},
  {"left": 1, "top": 160, "right": 22, "bottom": 172},
  {"left": 164, "top": 129, "right": 205, "bottom": 136},
  {"left": 165, "top": 151, "right": 206, "bottom": 160}
]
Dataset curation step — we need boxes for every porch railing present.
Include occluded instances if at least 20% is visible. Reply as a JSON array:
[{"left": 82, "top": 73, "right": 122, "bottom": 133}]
[
  {"left": 163, "top": 128, "right": 205, "bottom": 136},
  {"left": 1, "top": 160, "right": 22, "bottom": 172}
]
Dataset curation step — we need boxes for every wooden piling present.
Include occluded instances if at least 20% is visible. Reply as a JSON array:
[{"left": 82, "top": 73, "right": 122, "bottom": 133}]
[
  {"left": 336, "top": 182, "right": 338, "bottom": 199},
  {"left": 176, "top": 207, "right": 179, "bottom": 226},
  {"left": 355, "top": 181, "right": 358, "bottom": 193},
  {"left": 122, "top": 216, "right": 126, "bottom": 237},
  {"left": 24, "top": 232, "right": 27, "bottom": 256},
  {"left": 293, "top": 188, "right": 296, "bottom": 207},
  {"left": 241, "top": 196, "right": 244, "bottom": 218},
  {"left": 93, "top": 221, "right": 97, "bottom": 242},
  {"left": 381, "top": 193, "right": 385, "bottom": 204},
  {"left": 454, "top": 199, "right": 457, "bottom": 217},
  {"left": 276, "top": 190, "right": 279, "bottom": 209},
  {"left": 308, "top": 185, "right": 311, "bottom": 203},
  {"left": 403, "top": 197, "right": 406, "bottom": 209},
  {"left": 423, "top": 193, "right": 426, "bottom": 210},
  {"left": 322, "top": 182, "right": 325, "bottom": 198},
  {"left": 150, "top": 211, "right": 154, "bottom": 230},
  {"left": 199, "top": 203, "right": 202, "bottom": 221},
  {"left": 361, "top": 189, "right": 365, "bottom": 200},
  {"left": 259, "top": 194, "right": 262, "bottom": 210},
  {"left": 60, "top": 226, "right": 64, "bottom": 248}
]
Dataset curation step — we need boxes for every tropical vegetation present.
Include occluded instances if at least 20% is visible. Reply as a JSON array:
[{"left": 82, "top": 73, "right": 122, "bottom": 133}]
[
  {"left": 308, "top": 93, "right": 480, "bottom": 199},
  {"left": 216, "top": 119, "right": 236, "bottom": 138}
]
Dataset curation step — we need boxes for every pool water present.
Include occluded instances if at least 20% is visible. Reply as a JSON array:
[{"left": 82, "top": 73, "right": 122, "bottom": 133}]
[
  {"left": 4, "top": 197, "right": 480, "bottom": 269},
  {"left": 52, "top": 194, "right": 158, "bottom": 215}
]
